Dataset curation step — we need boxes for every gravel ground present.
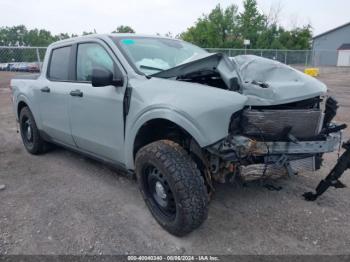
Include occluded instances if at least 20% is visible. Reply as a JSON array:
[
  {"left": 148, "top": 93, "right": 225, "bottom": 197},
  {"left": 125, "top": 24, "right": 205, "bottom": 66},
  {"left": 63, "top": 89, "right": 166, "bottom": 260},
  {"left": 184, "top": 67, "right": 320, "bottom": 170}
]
[{"left": 1, "top": 70, "right": 350, "bottom": 255}]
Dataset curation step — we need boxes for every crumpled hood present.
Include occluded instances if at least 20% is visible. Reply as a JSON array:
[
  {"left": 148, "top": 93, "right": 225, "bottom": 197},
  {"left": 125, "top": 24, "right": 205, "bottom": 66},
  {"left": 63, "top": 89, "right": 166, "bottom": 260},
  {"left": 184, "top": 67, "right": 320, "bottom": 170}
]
[
  {"left": 152, "top": 53, "right": 327, "bottom": 106},
  {"left": 232, "top": 55, "right": 327, "bottom": 106}
]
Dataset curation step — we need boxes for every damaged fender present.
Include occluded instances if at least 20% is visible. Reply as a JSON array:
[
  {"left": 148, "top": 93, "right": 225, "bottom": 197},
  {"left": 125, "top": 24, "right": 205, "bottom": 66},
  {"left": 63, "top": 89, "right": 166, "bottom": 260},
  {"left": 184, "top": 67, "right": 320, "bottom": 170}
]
[{"left": 123, "top": 77, "right": 248, "bottom": 169}]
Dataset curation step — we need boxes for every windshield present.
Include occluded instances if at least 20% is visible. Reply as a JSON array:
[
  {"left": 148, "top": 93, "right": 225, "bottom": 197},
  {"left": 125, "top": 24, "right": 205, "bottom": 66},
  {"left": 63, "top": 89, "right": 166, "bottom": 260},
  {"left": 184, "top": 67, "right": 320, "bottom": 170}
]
[{"left": 112, "top": 36, "right": 208, "bottom": 75}]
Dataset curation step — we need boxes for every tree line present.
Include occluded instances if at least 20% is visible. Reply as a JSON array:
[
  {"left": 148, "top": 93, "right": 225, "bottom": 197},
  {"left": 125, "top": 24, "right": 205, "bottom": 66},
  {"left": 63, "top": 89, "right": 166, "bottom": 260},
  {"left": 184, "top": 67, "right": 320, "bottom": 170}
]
[
  {"left": 0, "top": 0, "right": 312, "bottom": 50},
  {"left": 0, "top": 25, "right": 135, "bottom": 47},
  {"left": 180, "top": 0, "right": 312, "bottom": 49}
]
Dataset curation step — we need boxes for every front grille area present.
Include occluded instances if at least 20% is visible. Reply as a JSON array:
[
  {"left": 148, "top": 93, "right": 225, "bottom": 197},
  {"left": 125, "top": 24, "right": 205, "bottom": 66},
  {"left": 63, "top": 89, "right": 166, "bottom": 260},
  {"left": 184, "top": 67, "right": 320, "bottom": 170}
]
[{"left": 241, "top": 108, "right": 324, "bottom": 140}]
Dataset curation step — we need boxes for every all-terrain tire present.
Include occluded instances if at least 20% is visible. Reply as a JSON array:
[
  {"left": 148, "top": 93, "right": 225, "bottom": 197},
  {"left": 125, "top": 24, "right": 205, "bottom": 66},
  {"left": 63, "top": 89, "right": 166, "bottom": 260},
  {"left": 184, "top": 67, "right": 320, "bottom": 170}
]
[
  {"left": 19, "top": 107, "right": 48, "bottom": 154},
  {"left": 135, "top": 140, "right": 209, "bottom": 236}
]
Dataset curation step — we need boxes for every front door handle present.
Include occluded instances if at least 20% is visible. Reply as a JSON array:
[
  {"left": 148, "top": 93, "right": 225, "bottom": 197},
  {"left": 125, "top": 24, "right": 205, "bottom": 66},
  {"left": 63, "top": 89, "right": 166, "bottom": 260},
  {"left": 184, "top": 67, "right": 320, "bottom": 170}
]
[
  {"left": 40, "top": 86, "right": 50, "bottom": 93},
  {"left": 70, "top": 90, "right": 83, "bottom": 97}
]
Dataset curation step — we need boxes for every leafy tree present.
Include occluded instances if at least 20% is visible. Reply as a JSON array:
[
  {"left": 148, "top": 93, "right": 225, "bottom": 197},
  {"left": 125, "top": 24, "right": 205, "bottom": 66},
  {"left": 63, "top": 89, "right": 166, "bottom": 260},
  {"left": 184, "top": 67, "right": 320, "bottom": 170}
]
[
  {"left": 180, "top": 1, "right": 312, "bottom": 50},
  {"left": 279, "top": 25, "right": 312, "bottom": 49},
  {"left": 238, "top": 0, "right": 266, "bottom": 48},
  {"left": 82, "top": 31, "right": 94, "bottom": 35},
  {"left": 0, "top": 25, "right": 28, "bottom": 46},
  {"left": 164, "top": 32, "right": 174, "bottom": 38},
  {"left": 56, "top": 33, "right": 70, "bottom": 40},
  {"left": 112, "top": 25, "right": 135, "bottom": 33},
  {"left": 180, "top": 4, "right": 241, "bottom": 48},
  {"left": 256, "top": 24, "right": 282, "bottom": 49}
]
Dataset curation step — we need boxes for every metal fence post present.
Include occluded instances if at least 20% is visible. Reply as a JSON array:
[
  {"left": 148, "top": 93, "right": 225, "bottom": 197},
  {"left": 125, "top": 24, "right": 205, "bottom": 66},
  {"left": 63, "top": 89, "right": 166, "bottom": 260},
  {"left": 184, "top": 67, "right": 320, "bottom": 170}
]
[
  {"left": 305, "top": 51, "right": 309, "bottom": 67},
  {"left": 284, "top": 50, "right": 287, "bottom": 64},
  {"left": 35, "top": 48, "right": 41, "bottom": 72}
]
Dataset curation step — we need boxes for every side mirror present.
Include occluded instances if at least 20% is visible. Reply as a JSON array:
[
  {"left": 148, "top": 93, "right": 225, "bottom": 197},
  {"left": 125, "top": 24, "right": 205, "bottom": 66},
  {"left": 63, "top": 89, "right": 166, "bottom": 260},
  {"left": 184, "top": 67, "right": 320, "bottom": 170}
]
[{"left": 91, "top": 68, "right": 123, "bottom": 87}]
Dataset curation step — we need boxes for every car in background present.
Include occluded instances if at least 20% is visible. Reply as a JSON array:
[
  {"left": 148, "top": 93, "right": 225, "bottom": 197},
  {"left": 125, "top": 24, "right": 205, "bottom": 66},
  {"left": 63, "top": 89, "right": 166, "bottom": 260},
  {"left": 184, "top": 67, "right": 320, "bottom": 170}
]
[
  {"left": 18, "top": 62, "right": 30, "bottom": 72},
  {"left": 27, "top": 62, "right": 40, "bottom": 73},
  {"left": 0, "top": 62, "right": 40, "bottom": 72},
  {"left": 7, "top": 63, "right": 15, "bottom": 71},
  {"left": 10, "top": 63, "right": 20, "bottom": 71},
  {"left": 0, "top": 63, "right": 7, "bottom": 71}
]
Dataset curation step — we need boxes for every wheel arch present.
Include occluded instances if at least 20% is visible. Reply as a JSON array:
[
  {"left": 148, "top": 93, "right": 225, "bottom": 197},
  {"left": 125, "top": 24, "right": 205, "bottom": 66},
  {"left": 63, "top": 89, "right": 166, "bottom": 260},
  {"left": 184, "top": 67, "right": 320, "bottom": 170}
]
[
  {"left": 132, "top": 118, "right": 195, "bottom": 157},
  {"left": 130, "top": 117, "right": 212, "bottom": 193},
  {"left": 16, "top": 95, "right": 42, "bottom": 130},
  {"left": 125, "top": 109, "right": 210, "bottom": 170},
  {"left": 17, "top": 100, "right": 28, "bottom": 119}
]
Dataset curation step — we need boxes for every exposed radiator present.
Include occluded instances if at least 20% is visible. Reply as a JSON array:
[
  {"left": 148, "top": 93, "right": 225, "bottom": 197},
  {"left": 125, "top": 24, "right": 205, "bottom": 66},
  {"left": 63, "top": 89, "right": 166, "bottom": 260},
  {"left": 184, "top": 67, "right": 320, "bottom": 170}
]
[{"left": 241, "top": 109, "right": 324, "bottom": 139}]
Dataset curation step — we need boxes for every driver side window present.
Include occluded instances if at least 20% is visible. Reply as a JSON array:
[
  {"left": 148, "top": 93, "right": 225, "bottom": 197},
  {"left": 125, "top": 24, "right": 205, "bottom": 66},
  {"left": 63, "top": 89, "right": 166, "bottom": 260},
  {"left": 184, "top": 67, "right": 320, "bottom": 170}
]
[{"left": 76, "top": 43, "right": 114, "bottom": 81}]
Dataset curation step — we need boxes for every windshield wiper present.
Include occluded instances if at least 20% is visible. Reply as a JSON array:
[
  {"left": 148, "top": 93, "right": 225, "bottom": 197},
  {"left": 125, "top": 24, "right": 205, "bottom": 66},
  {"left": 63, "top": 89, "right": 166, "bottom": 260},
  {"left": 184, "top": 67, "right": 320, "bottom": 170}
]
[{"left": 140, "top": 65, "right": 164, "bottom": 72}]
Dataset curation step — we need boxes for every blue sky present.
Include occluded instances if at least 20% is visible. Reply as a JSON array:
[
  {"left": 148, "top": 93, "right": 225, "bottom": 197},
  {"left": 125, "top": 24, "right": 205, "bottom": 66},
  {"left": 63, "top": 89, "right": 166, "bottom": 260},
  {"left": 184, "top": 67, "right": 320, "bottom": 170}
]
[{"left": 0, "top": 0, "right": 349, "bottom": 37}]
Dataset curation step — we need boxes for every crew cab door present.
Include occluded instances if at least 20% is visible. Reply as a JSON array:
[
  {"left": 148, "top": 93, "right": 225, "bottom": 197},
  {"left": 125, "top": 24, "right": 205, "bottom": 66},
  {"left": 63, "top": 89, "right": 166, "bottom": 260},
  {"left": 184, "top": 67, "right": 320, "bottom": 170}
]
[
  {"left": 38, "top": 45, "right": 76, "bottom": 146},
  {"left": 68, "top": 41, "right": 126, "bottom": 163}
]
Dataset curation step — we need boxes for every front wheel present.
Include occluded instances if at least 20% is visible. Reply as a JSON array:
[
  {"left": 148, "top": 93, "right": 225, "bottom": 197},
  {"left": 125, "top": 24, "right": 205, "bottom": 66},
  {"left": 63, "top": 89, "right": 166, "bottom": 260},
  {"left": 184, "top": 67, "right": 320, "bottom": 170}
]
[{"left": 135, "top": 140, "right": 209, "bottom": 236}]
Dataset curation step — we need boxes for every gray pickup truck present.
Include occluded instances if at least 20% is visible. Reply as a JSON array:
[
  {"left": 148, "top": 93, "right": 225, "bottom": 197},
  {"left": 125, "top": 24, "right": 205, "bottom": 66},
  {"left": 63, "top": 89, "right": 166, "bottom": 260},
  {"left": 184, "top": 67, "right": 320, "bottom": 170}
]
[{"left": 11, "top": 34, "right": 343, "bottom": 236}]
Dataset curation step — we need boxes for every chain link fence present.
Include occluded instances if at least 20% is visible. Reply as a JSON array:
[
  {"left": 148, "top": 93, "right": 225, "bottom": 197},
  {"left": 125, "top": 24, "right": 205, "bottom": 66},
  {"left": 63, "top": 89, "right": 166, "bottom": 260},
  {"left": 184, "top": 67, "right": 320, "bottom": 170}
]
[
  {"left": 0, "top": 46, "right": 343, "bottom": 74},
  {"left": 207, "top": 48, "right": 312, "bottom": 66},
  {"left": 206, "top": 48, "right": 341, "bottom": 68},
  {"left": 0, "top": 47, "right": 46, "bottom": 72}
]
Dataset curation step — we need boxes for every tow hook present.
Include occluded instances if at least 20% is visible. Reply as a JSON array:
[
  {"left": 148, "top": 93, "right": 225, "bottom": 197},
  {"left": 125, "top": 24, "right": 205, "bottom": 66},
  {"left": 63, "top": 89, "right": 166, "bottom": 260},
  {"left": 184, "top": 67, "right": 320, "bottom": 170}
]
[{"left": 303, "top": 140, "right": 350, "bottom": 201}]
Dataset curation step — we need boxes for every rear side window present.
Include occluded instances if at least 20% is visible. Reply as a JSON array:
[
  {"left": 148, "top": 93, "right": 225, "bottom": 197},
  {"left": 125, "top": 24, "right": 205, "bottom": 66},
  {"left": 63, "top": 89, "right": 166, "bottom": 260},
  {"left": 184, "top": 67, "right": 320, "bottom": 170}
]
[{"left": 48, "top": 46, "right": 71, "bottom": 81}]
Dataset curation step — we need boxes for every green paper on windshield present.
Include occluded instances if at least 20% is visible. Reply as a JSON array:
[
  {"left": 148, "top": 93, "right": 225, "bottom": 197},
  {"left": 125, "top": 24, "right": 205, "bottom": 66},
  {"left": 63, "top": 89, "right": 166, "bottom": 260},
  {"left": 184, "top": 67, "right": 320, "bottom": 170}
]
[{"left": 122, "top": 39, "right": 135, "bottom": 45}]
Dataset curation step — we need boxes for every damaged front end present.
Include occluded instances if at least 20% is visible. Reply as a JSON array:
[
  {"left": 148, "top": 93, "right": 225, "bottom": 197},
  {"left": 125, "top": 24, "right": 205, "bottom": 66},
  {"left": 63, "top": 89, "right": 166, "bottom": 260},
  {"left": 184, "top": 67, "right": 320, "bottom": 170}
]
[
  {"left": 206, "top": 96, "right": 346, "bottom": 182},
  {"left": 150, "top": 51, "right": 346, "bottom": 183}
]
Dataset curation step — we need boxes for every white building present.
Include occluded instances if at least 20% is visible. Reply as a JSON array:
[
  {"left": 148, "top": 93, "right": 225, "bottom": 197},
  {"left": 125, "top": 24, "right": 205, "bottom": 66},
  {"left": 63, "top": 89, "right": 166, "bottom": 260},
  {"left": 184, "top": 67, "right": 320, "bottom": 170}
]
[{"left": 337, "top": 43, "right": 350, "bottom": 66}]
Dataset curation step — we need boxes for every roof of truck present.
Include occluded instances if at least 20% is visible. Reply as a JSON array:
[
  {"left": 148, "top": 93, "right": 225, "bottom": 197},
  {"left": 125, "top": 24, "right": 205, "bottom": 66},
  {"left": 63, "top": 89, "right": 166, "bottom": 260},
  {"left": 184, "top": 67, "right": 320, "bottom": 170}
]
[{"left": 49, "top": 33, "right": 179, "bottom": 48}]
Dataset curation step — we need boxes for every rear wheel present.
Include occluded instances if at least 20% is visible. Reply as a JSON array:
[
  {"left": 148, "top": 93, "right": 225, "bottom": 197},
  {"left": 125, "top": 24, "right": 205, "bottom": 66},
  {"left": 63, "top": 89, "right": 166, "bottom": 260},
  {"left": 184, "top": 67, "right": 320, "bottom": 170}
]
[
  {"left": 135, "top": 140, "right": 209, "bottom": 236},
  {"left": 19, "top": 107, "right": 48, "bottom": 154}
]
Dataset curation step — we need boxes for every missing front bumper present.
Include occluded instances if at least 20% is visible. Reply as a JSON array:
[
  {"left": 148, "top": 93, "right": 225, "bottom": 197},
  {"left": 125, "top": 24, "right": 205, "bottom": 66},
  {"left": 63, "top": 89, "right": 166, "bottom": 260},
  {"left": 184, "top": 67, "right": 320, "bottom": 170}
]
[
  {"left": 239, "top": 157, "right": 316, "bottom": 180},
  {"left": 207, "top": 132, "right": 342, "bottom": 180},
  {"left": 207, "top": 97, "right": 345, "bottom": 181},
  {"left": 210, "top": 133, "right": 341, "bottom": 160}
]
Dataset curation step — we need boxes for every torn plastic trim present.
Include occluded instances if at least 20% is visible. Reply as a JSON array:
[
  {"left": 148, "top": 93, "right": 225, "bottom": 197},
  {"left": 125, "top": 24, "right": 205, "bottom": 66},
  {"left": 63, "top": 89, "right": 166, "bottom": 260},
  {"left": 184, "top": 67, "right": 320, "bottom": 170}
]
[{"left": 208, "top": 132, "right": 341, "bottom": 161}]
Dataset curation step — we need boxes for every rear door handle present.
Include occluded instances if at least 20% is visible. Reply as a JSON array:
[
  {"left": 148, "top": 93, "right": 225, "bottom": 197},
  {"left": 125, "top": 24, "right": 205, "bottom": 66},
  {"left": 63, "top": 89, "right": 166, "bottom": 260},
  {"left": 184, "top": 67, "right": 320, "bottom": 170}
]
[
  {"left": 70, "top": 89, "right": 83, "bottom": 97},
  {"left": 40, "top": 86, "right": 50, "bottom": 93}
]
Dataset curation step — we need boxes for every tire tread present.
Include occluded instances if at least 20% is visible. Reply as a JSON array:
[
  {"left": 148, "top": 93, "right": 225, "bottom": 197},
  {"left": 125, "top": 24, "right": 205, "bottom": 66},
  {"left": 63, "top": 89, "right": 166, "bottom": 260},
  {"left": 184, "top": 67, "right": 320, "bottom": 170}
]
[{"left": 136, "top": 140, "right": 208, "bottom": 236}]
